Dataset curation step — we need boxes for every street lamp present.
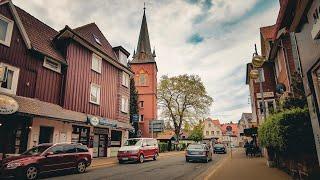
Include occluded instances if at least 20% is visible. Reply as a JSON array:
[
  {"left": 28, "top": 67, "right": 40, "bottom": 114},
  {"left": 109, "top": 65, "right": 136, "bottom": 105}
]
[{"left": 250, "top": 45, "right": 267, "bottom": 122}]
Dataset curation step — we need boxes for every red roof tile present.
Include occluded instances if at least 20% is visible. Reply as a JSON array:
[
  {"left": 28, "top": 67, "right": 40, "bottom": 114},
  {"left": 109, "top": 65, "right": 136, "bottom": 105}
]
[
  {"left": 74, "top": 23, "right": 117, "bottom": 60},
  {"left": 221, "top": 123, "right": 239, "bottom": 136},
  {"left": 15, "top": 6, "right": 65, "bottom": 63},
  {"left": 260, "top": 25, "right": 276, "bottom": 40}
]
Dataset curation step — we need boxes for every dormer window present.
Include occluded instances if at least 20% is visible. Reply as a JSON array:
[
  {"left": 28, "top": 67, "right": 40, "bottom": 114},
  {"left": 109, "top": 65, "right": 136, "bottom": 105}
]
[
  {"left": 43, "top": 57, "right": 61, "bottom": 73},
  {"left": 93, "top": 34, "right": 101, "bottom": 45},
  {"left": 119, "top": 51, "right": 127, "bottom": 66},
  {"left": 0, "top": 14, "right": 14, "bottom": 47}
]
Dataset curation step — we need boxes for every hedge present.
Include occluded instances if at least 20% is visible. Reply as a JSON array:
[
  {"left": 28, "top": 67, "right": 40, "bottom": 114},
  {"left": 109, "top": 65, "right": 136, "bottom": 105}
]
[
  {"left": 258, "top": 108, "right": 315, "bottom": 158},
  {"left": 158, "top": 142, "right": 168, "bottom": 153}
]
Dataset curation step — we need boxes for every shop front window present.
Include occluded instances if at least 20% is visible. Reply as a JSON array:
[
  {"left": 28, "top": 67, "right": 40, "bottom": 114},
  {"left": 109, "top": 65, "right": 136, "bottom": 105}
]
[
  {"left": 72, "top": 125, "right": 90, "bottom": 146},
  {"left": 111, "top": 130, "right": 122, "bottom": 147}
]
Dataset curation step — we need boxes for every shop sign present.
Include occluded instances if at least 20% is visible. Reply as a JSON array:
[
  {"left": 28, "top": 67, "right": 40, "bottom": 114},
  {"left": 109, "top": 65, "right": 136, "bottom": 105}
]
[
  {"left": 110, "top": 141, "right": 121, "bottom": 146},
  {"left": 100, "top": 118, "right": 117, "bottom": 128},
  {"left": 88, "top": 116, "right": 99, "bottom": 126},
  {"left": 0, "top": 95, "right": 19, "bottom": 114}
]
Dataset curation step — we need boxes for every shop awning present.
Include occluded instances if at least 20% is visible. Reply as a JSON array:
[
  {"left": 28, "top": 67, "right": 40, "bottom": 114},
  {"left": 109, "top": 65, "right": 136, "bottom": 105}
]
[{"left": 13, "top": 95, "right": 87, "bottom": 123}]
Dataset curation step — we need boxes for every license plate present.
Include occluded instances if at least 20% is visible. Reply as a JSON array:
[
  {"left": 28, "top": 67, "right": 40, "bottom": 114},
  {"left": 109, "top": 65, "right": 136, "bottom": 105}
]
[
  {"left": 122, "top": 157, "right": 128, "bottom": 160},
  {"left": 190, "top": 152, "right": 199, "bottom": 155}
]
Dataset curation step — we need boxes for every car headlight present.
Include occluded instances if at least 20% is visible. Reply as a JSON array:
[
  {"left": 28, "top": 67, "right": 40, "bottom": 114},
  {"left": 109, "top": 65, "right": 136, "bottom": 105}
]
[{"left": 6, "top": 162, "right": 22, "bottom": 169}]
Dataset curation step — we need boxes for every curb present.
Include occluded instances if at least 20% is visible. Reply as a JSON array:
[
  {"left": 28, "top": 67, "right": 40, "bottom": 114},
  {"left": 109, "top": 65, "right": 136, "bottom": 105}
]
[{"left": 89, "top": 151, "right": 184, "bottom": 169}]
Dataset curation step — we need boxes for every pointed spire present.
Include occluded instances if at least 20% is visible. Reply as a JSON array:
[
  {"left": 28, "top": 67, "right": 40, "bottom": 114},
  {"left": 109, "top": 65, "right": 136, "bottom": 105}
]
[
  {"left": 152, "top": 47, "right": 156, "bottom": 57},
  {"left": 131, "top": 3, "right": 156, "bottom": 64}
]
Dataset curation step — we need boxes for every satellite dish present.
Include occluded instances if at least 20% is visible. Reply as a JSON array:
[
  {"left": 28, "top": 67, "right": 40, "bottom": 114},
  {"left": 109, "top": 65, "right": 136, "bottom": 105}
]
[{"left": 276, "top": 83, "right": 286, "bottom": 94}]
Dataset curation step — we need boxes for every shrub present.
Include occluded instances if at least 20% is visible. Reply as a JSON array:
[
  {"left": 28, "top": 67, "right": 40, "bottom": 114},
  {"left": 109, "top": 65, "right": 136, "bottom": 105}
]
[
  {"left": 158, "top": 142, "right": 168, "bottom": 153},
  {"left": 258, "top": 108, "right": 315, "bottom": 159}
]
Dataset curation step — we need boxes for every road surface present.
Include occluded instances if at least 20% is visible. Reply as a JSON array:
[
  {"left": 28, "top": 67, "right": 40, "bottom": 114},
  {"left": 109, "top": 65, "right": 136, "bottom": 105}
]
[{"left": 42, "top": 153, "right": 227, "bottom": 180}]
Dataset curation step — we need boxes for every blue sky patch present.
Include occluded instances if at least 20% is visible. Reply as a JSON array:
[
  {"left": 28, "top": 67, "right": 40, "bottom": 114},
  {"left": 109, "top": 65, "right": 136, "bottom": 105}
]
[{"left": 188, "top": 33, "right": 204, "bottom": 44}]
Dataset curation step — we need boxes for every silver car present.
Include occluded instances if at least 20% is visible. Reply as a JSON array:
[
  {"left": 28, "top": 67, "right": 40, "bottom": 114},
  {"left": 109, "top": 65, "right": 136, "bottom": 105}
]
[{"left": 185, "top": 143, "right": 213, "bottom": 163}]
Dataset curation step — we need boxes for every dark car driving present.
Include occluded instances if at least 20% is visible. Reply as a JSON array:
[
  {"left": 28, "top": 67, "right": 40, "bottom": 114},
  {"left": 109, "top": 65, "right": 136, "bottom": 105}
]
[
  {"left": 0, "top": 143, "right": 91, "bottom": 180},
  {"left": 213, "top": 143, "right": 227, "bottom": 154},
  {"left": 185, "top": 143, "right": 212, "bottom": 163}
]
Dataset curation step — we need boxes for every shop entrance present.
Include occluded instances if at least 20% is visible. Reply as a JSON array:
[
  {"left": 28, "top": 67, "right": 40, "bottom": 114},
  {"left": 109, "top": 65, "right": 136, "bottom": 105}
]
[
  {"left": 39, "top": 126, "right": 54, "bottom": 144},
  {"left": 93, "top": 128, "right": 109, "bottom": 158},
  {"left": 0, "top": 115, "right": 31, "bottom": 158}
]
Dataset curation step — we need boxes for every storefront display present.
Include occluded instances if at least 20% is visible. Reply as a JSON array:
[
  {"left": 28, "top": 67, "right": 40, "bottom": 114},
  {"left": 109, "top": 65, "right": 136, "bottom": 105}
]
[
  {"left": 72, "top": 125, "right": 90, "bottom": 146},
  {"left": 111, "top": 130, "right": 122, "bottom": 147}
]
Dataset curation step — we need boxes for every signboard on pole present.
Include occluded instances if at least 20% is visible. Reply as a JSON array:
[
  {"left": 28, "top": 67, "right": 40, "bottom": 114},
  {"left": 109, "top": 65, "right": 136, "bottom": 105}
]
[
  {"left": 149, "top": 120, "right": 164, "bottom": 132},
  {"left": 132, "top": 114, "right": 139, "bottom": 123}
]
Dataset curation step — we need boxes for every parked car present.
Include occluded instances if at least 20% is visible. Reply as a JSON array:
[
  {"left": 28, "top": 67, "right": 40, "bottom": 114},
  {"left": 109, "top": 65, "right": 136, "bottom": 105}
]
[
  {"left": 185, "top": 143, "right": 212, "bottom": 163},
  {"left": 213, "top": 143, "right": 227, "bottom": 154},
  {"left": 0, "top": 143, "right": 91, "bottom": 180},
  {"left": 117, "top": 138, "right": 159, "bottom": 164}
]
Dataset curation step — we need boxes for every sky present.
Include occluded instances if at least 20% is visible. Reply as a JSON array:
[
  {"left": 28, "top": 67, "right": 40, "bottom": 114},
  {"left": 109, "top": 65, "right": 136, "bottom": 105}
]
[{"left": 13, "top": 0, "right": 280, "bottom": 123}]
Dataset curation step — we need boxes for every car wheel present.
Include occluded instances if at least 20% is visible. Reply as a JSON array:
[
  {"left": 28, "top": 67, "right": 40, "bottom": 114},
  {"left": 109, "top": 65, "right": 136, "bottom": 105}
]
[
  {"left": 153, "top": 153, "right": 158, "bottom": 161},
  {"left": 25, "top": 165, "right": 38, "bottom": 180},
  {"left": 139, "top": 154, "right": 144, "bottom": 163},
  {"left": 76, "top": 161, "right": 87, "bottom": 173},
  {"left": 186, "top": 158, "right": 189, "bottom": 162}
]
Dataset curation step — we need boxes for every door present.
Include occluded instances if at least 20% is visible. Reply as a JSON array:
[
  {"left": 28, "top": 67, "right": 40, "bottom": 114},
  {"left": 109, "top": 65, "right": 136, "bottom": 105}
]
[
  {"left": 93, "top": 135, "right": 99, "bottom": 158},
  {"left": 98, "top": 135, "right": 106, "bottom": 157},
  {"left": 39, "top": 126, "right": 54, "bottom": 144},
  {"left": 40, "top": 145, "right": 64, "bottom": 172},
  {"left": 62, "top": 144, "right": 77, "bottom": 168}
]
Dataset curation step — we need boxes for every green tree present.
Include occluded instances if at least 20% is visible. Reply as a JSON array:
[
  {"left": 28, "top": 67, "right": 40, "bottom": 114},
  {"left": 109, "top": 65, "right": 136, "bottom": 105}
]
[
  {"left": 158, "top": 74, "right": 213, "bottom": 142},
  {"left": 129, "top": 78, "right": 139, "bottom": 138},
  {"left": 189, "top": 121, "right": 204, "bottom": 142}
]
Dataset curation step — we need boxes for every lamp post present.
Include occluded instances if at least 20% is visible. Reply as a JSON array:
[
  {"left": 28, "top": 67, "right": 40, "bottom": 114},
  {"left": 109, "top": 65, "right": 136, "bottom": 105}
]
[{"left": 250, "top": 45, "right": 267, "bottom": 123}]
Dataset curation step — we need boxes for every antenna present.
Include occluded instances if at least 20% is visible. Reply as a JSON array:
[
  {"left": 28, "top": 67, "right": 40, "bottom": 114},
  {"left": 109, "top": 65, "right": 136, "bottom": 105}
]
[{"left": 144, "top": 2, "right": 146, "bottom": 11}]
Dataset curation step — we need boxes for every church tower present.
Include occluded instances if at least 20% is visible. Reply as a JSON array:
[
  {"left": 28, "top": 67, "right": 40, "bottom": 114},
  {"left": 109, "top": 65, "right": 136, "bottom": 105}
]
[{"left": 130, "top": 7, "right": 157, "bottom": 138}]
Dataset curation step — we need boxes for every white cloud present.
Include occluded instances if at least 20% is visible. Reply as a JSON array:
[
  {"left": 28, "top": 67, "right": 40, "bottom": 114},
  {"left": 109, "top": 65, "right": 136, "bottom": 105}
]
[{"left": 13, "top": 0, "right": 279, "bottom": 123}]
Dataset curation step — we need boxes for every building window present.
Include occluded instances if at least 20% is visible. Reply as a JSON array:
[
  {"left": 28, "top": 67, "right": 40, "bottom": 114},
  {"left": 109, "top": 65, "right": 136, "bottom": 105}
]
[
  {"left": 140, "top": 101, "right": 144, "bottom": 108},
  {"left": 90, "top": 83, "right": 100, "bottom": 105},
  {"left": 122, "top": 72, "right": 130, "bottom": 87},
  {"left": 92, "top": 53, "right": 102, "bottom": 73},
  {"left": 121, "top": 96, "right": 129, "bottom": 113},
  {"left": 206, "top": 131, "right": 209, "bottom": 135},
  {"left": 216, "top": 131, "right": 220, "bottom": 135},
  {"left": 211, "top": 131, "right": 214, "bottom": 135},
  {"left": 140, "top": 114, "right": 144, "bottom": 122},
  {"left": 0, "top": 63, "right": 19, "bottom": 95},
  {"left": 43, "top": 57, "right": 61, "bottom": 73},
  {"left": 255, "top": 68, "right": 265, "bottom": 83},
  {"left": 0, "top": 14, "right": 14, "bottom": 47},
  {"left": 257, "top": 99, "right": 276, "bottom": 116},
  {"left": 208, "top": 123, "right": 211, "bottom": 127},
  {"left": 93, "top": 34, "right": 101, "bottom": 45},
  {"left": 119, "top": 52, "right": 127, "bottom": 66}
]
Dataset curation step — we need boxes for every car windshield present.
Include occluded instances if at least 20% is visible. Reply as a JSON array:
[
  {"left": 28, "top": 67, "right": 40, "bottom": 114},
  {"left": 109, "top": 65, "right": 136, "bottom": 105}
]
[
  {"left": 187, "top": 144, "right": 204, "bottom": 150},
  {"left": 22, "top": 145, "right": 51, "bottom": 155},
  {"left": 214, "top": 144, "right": 224, "bottom": 148},
  {"left": 124, "top": 139, "right": 142, "bottom": 146}
]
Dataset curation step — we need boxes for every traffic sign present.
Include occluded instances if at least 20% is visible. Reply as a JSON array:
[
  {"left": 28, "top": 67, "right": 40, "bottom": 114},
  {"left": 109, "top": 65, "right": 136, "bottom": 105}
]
[
  {"left": 132, "top": 114, "right": 139, "bottom": 122},
  {"left": 149, "top": 120, "right": 164, "bottom": 132}
]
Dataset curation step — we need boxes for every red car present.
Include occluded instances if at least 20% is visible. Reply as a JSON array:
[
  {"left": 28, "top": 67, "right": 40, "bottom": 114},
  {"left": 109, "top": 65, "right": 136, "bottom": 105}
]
[
  {"left": 117, "top": 138, "right": 159, "bottom": 163},
  {"left": 0, "top": 143, "right": 91, "bottom": 180}
]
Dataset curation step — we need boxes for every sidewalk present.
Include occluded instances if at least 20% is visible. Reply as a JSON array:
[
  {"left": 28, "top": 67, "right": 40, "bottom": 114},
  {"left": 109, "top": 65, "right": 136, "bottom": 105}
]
[
  {"left": 90, "top": 151, "right": 184, "bottom": 168},
  {"left": 208, "top": 149, "right": 291, "bottom": 180}
]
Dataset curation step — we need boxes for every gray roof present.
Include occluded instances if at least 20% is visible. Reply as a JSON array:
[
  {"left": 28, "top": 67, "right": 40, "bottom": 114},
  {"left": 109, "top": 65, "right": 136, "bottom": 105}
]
[{"left": 130, "top": 9, "right": 156, "bottom": 64}]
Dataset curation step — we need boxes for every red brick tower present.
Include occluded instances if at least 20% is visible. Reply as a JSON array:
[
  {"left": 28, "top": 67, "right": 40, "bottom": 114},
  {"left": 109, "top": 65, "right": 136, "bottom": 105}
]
[{"left": 130, "top": 8, "right": 158, "bottom": 137}]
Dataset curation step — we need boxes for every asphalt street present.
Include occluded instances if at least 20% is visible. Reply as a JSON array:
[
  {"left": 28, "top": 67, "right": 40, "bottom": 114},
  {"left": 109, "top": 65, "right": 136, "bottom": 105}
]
[{"left": 42, "top": 153, "right": 227, "bottom": 180}]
